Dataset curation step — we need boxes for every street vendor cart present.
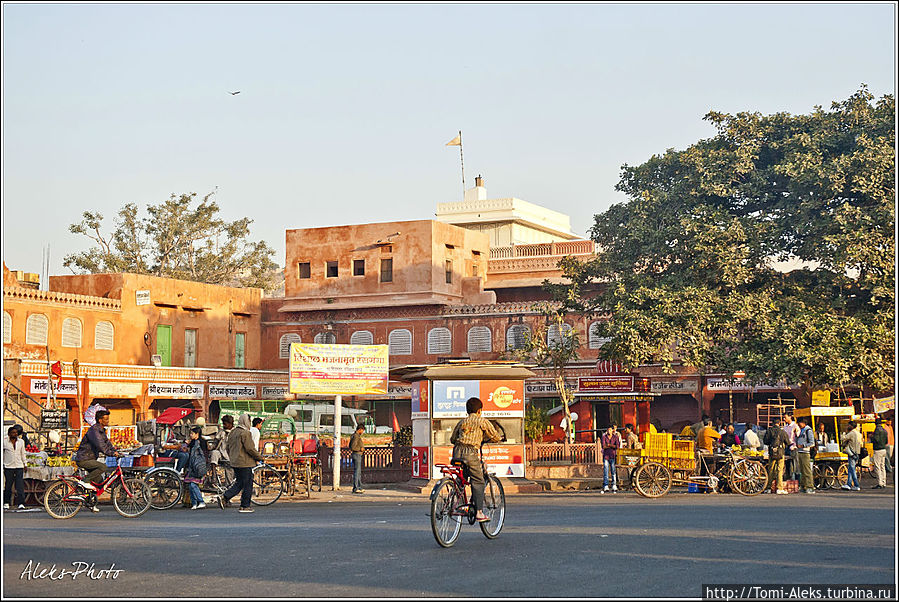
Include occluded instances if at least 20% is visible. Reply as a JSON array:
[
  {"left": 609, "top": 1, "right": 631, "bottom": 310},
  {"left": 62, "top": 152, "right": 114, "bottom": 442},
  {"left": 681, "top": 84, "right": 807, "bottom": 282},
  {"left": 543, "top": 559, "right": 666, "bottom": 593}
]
[{"left": 793, "top": 406, "right": 855, "bottom": 489}]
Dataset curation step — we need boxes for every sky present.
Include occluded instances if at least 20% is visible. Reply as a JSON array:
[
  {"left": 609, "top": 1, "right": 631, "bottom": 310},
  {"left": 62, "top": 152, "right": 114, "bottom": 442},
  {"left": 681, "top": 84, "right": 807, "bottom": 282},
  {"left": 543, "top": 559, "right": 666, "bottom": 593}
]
[{"left": 2, "top": 2, "right": 895, "bottom": 280}]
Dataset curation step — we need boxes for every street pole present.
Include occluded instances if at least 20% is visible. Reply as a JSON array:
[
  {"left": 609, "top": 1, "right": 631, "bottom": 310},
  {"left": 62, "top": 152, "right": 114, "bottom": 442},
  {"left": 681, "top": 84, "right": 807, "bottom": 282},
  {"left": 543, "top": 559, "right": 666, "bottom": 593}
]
[{"left": 332, "top": 394, "right": 342, "bottom": 491}]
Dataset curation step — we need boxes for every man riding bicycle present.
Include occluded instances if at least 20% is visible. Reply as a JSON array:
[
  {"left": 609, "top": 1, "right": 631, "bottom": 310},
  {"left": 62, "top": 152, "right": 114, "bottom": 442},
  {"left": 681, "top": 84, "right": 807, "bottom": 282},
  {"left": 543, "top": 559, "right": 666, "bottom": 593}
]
[
  {"left": 450, "top": 397, "right": 502, "bottom": 523},
  {"left": 73, "top": 409, "right": 121, "bottom": 512}
]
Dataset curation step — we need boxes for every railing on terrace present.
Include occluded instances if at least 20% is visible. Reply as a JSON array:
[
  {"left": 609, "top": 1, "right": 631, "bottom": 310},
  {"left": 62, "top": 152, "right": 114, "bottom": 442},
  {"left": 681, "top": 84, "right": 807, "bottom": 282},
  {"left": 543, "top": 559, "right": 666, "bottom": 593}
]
[
  {"left": 319, "top": 445, "right": 412, "bottom": 485},
  {"left": 489, "top": 240, "right": 596, "bottom": 260}
]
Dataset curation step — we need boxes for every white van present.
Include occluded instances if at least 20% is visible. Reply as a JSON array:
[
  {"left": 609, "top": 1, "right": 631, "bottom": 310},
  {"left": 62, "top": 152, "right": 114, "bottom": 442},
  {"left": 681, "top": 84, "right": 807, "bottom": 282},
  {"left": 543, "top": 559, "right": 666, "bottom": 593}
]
[{"left": 284, "top": 404, "right": 391, "bottom": 436}]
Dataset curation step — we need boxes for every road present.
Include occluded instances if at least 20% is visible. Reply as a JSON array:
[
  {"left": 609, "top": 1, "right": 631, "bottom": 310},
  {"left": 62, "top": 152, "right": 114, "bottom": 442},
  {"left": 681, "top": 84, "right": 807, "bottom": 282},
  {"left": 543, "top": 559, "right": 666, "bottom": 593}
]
[{"left": 2, "top": 487, "right": 895, "bottom": 598}]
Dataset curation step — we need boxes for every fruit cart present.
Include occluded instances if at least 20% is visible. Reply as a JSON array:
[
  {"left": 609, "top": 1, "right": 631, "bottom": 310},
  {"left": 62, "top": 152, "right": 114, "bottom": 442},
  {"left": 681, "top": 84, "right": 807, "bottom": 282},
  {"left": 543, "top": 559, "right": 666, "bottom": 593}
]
[{"left": 793, "top": 406, "right": 855, "bottom": 489}]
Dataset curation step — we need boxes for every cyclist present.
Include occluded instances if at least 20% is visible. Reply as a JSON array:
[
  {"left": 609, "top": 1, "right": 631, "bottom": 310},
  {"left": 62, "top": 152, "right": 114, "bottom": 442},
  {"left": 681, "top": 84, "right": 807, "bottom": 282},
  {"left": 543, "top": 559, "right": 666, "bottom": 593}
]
[
  {"left": 449, "top": 397, "right": 502, "bottom": 523},
  {"left": 73, "top": 409, "right": 121, "bottom": 512}
]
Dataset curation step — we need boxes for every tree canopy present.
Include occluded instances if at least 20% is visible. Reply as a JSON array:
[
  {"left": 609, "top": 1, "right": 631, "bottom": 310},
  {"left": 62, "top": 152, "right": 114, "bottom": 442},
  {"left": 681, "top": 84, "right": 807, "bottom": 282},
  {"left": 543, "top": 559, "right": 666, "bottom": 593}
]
[
  {"left": 553, "top": 86, "right": 894, "bottom": 393},
  {"left": 64, "top": 192, "right": 280, "bottom": 291}
]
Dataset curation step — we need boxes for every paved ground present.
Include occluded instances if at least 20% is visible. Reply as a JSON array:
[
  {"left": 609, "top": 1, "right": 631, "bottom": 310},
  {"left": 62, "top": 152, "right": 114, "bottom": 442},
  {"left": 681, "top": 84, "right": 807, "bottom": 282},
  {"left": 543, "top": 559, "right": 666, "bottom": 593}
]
[{"left": 2, "top": 485, "right": 895, "bottom": 598}]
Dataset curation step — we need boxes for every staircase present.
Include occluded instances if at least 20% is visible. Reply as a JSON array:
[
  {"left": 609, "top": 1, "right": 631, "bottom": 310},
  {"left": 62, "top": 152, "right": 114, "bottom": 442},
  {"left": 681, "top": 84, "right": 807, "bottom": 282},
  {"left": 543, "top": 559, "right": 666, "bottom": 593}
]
[{"left": 3, "top": 378, "right": 52, "bottom": 448}]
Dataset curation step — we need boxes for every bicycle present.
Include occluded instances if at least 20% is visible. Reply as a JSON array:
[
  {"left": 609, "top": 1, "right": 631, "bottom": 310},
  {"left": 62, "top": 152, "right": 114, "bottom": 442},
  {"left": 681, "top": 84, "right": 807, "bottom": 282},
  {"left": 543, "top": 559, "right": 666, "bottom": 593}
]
[
  {"left": 211, "top": 460, "right": 285, "bottom": 506},
  {"left": 429, "top": 443, "right": 505, "bottom": 548},
  {"left": 144, "top": 465, "right": 183, "bottom": 510},
  {"left": 633, "top": 447, "right": 768, "bottom": 497},
  {"left": 43, "top": 457, "right": 152, "bottom": 519}
]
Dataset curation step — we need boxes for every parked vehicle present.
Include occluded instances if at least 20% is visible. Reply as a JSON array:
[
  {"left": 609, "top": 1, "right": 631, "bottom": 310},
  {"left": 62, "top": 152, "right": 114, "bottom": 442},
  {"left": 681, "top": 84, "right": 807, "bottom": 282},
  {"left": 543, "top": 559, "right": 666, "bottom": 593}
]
[{"left": 284, "top": 404, "right": 391, "bottom": 436}]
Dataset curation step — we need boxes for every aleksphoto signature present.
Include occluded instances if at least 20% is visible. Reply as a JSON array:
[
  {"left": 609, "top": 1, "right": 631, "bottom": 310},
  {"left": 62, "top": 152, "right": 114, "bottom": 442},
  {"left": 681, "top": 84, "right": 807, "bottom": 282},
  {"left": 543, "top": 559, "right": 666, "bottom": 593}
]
[{"left": 20, "top": 560, "right": 122, "bottom": 580}]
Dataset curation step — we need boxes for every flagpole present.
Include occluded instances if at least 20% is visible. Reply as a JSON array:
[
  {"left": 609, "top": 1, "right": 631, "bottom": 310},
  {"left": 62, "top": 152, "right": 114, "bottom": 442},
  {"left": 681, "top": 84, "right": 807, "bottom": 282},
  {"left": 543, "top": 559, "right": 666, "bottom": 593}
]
[{"left": 458, "top": 130, "right": 465, "bottom": 199}]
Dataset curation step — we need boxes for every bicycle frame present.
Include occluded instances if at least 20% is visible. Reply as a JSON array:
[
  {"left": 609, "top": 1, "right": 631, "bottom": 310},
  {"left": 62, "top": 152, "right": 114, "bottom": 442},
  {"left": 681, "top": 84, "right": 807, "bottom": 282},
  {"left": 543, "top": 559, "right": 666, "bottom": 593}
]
[{"left": 63, "top": 458, "right": 137, "bottom": 500}]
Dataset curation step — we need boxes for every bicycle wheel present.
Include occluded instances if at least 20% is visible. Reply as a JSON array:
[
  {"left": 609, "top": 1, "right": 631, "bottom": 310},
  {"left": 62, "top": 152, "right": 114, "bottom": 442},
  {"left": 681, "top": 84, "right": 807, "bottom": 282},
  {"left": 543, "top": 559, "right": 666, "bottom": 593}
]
[
  {"left": 633, "top": 462, "right": 672, "bottom": 498},
  {"left": 814, "top": 464, "right": 833, "bottom": 489},
  {"left": 479, "top": 475, "right": 505, "bottom": 539},
  {"left": 251, "top": 464, "right": 284, "bottom": 506},
  {"left": 145, "top": 468, "right": 183, "bottom": 510},
  {"left": 730, "top": 460, "right": 768, "bottom": 496},
  {"left": 112, "top": 478, "right": 151, "bottom": 518},
  {"left": 303, "top": 464, "right": 312, "bottom": 499},
  {"left": 214, "top": 464, "right": 235, "bottom": 492},
  {"left": 430, "top": 478, "right": 463, "bottom": 548},
  {"left": 835, "top": 463, "right": 849, "bottom": 488},
  {"left": 311, "top": 464, "right": 323, "bottom": 492},
  {"left": 43, "top": 480, "right": 82, "bottom": 519}
]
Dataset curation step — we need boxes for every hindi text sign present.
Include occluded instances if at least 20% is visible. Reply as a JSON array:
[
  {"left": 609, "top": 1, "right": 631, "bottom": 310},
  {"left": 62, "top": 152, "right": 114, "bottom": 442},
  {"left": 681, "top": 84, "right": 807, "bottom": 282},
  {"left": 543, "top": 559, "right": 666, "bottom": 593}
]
[{"left": 289, "top": 343, "right": 388, "bottom": 395}]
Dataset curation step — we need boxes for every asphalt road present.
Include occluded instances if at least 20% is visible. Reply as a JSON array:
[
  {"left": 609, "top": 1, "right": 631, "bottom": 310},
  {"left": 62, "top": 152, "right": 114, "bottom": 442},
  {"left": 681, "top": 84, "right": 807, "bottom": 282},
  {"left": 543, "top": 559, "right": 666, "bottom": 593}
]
[{"left": 2, "top": 487, "right": 895, "bottom": 598}]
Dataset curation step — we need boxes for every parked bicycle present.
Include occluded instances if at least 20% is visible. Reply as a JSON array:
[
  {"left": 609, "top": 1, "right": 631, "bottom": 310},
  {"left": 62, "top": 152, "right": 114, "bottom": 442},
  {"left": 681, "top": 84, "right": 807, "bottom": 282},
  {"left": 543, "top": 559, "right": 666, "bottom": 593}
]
[
  {"left": 429, "top": 443, "right": 505, "bottom": 548},
  {"left": 633, "top": 447, "right": 768, "bottom": 498},
  {"left": 43, "top": 457, "right": 152, "bottom": 519}
]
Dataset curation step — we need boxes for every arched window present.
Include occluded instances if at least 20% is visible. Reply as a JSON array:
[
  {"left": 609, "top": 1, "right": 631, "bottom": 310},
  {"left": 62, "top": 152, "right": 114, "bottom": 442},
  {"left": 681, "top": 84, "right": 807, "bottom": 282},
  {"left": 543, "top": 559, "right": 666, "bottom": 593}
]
[
  {"left": 547, "top": 322, "right": 573, "bottom": 347},
  {"left": 279, "top": 333, "right": 301, "bottom": 358},
  {"left": 25, "top": 314, "right": 49, "bottom": 346},
  {"left": 2, "top": 311, "right": 11, "bottom": 344},
  {"left": 467, "top": 326, "right": 492, "bottom": 353},
  {"left": 388, "top": 329, "right": 412, "bottom": 355},
  {"left": 61, "top": 317, "right": 83, "bottom": 348},
  {"left": 427, "top": 327, "right": 452, "bottom": 354},
  {"left": 588, "top": 321, "right": 611, "bottom": 349},
  {"left": 506, "top": 324, "right": 531, "bottom": 351},
  {"left": 95, "top": 321, "right": 115, "bottom": 350},
  {"left": 314, "top": 332, "right": 337, "bottom": 344},
  {"left": 350, "top": 330, "right": 374, "bottom": 345}
]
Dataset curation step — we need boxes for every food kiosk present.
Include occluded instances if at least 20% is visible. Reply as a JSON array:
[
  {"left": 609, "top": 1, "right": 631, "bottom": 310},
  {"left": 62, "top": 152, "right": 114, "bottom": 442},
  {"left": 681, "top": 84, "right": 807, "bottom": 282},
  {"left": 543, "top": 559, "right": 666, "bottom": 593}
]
[{"left": 391, "top": 362, "right": 534, "bottom": 481}]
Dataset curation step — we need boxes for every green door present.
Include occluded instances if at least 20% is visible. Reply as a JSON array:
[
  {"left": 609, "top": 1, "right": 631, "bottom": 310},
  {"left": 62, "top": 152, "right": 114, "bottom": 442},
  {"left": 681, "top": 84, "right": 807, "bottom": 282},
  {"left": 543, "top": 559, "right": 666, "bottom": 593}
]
[
  {"left": 235, "top": 332, "right": 245, "bottom": 368},
  {"left": 156, "top": 325, "right": 172, "bottom": 366}
]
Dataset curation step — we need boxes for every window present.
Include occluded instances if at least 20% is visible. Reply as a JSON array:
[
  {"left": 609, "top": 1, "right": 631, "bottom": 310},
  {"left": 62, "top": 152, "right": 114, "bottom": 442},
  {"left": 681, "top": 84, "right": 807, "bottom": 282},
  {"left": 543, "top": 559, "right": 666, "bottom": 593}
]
[
  {"left": 298, "top": 262, "right": 311, "bottom": 279},
  {"left": 279, "top": 333, "right": 301, "bottom": 359},
  {"left": 3, "top": 311, "right": 11, "bottom": 344},
  {"left": 380, "top": 245, "right": 392, "bottom": 254},
  {"left": 314, "top": 331, "right": 337, "bottom": 344},
  {"left": 467, "top": 326, "right": 492, "bottom": 353},
  {"left": 427, "top": 327, "right": 452, "bottom": 354},
  {"left": 547, "top": 322, "right": 573, "bottom": 347},
  {"left": 61, "top": 318, "right": 83, "bottom": 348},
  {"left": 235, "top": 332, "right": 245, "bottom": 368},
  {"left": 445, "top": 260, "right": 453, "bottom": 284},
  {"left": 388, "top": 329, "right": 412, "bottom": 355},
  {"left": 353, "top": 259, "right": 365, "bottom": 276},
  {"left": 506, "top": 324, "right": 531, "bottom": 350},
  {"left": 350, "top": 330, "right": 374, "bottom": 345},
  {"left": 184, "top": 329, "right": 197, "bottom": 367},
  {"left": 472, "top": 263, "right": 479, "bottom": 277},
  {"left": 326, "top": 261, "right": 339, "bottom": 278},
  {"left": 588, "top": 321, "right": 612, "bottom": 349},
  {"left": 25, "top": 314, "right": 49, "bottom": 346},
  {"left": 95, "top": 321, "right": 115, "bottom": 350},
  {"left": 380, "top": 258, "right": 393, "bottom": 283}
]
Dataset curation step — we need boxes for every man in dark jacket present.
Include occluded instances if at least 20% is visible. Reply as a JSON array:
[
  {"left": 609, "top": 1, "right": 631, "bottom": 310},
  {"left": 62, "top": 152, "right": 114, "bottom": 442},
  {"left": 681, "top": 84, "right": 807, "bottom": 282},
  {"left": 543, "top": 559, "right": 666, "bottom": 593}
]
[
  {"left": 763, "top": 419, "right": 790, "bottom": 494},
  {"left": 217, "top": 414, "right": 263, "bottom": 513},
  {"left": 870, "top": 419, "right": 889, "bottom": 489},
  {"left": 349, "top": 424, "right": 365, "bottom": 494},
  {"left": 74, "top": 409, "right": 120, "bottom": 489}
]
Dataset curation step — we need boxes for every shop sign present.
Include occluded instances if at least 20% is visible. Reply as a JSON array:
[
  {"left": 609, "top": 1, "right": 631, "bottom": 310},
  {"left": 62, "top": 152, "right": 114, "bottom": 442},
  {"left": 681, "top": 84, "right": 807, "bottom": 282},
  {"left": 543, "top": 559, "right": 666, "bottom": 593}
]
[
  {"left": 430, "top": 444, "right": 524, "bottom": 478},
  {"left": 578, "top": 376, "right": 633, "bottom": 392},
  {"left": 706, "top": 378, "right": 788, "bottom": 392},
  {"left": 811, "top": 390, "right": 831, "bottom": 406},
  {"left": 147, "top": 383, "right": 204, "bottom": 399},
  {"left": 651, "top": 378, "right": 699, "bottom": 394},
  {"left": 41, "top": 410, "right": 69, "bottom": 430},
  {"left": 411, "top": 446, "right": 429, "bottom": 479},
  {"left": 386, "top": 383, "right": 413, "bottom": 399},
  {"left": 209, "top": 385, "right": 257, "bottom": 399},
  {"left": 410, "top": 381, "right": 429, "bottom": 419},
  {"left": 135, "top": 290, "right": 151, "bottom": 306},
  {"left": 576, "top": 394, "right": 656, "bottom": 403},
  {"left": 30, "top": 379, "right": 78, "bottom": 397},
  {"left": 289, "top": 343, "right": 388, "bottom": 395},
  {"left": 431, "top": 380, "right": 478, "bottom": 418},
  {"left": 261, "top": 386, "right": 290, "bottom": 399},
  {"left": 874, "top": 396, "right": 895, "bottom": 413},
  {"left": 525, "top": 379, "right": 578, "bottom": 395},
  {"left": 480, "top": 380, "right": 524, "bottom": 417},
  {"left": 89, "top": 381, "right": 143, "bottom": 398}
]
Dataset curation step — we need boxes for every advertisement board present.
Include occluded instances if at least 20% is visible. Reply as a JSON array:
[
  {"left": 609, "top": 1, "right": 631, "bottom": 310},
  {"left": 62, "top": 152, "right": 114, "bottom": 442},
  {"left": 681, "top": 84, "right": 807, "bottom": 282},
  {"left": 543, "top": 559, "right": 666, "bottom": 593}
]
[
  {"left": 411, "top": 446, "right": 429, "bottom": 479},
  {"left": 289, "top": 343, "right": 388, "bottom": 395},
  {"left": 411, "top": 381, "right": 430, "bottom": 419},
  {"left": 479, "top": 380, "right": 524, "bottom": 417},
  {"left": 811, "top": 390, "right": 831, "bottom": 406},
  {"left": 147, "top": 383, "right": 204, "bottom": 399},
  {"left": 30, "top": 379, "right": 78, "bottom": 397},
  {"left": 430, "top": 444, "right": 525, "bottom": 478},
  {"left": 578, "top": 376, "right": 633, "bottom": 392},
  {"left": 432, "top": 381, "right": 479, "bottom": 418}
]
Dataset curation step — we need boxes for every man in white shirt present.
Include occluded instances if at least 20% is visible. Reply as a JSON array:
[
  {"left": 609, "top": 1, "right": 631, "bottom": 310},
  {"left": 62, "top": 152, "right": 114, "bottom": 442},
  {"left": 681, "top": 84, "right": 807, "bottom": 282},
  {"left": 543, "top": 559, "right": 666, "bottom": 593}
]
[
  {"left": 250, "top": 417, "right": 263, "bottom": 450},
  {"left": 742, "top": 423, "right": 761, "bottom": 450},
  {"left": 3, "top": 426, "right": 28, "bottom": 510},
  {"left": 782, "top": 413, "right": 800, "bottom": 480}
]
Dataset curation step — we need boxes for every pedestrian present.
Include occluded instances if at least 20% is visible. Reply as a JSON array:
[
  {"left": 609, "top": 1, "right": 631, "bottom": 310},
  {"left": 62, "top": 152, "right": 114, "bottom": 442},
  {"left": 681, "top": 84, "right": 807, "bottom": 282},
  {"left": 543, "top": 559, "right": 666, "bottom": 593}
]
[
  {"left": 3, "top": 426, "right": 27, "bottom": 510},
  {"left": 815, "top": 421, "right": 829, "bottom": 449},
  {"left": 349, "top": 424, "right": 365, "bottom": 494},
  {"left": 782, "top": 413, "right": 800, "bottom": 480},
  {"left": 210, "top": 415, "right": 233, "bottom": 466},
  {"left": 795, "top": 417, "right": 815, "bottom": 493},
  {"left": 250, "top": 417, "right": 263, "bottom": 451},
  {"left": 883, "top": 419, "right": 894, "bottom": 474},
  {"left": 622, "top": 424, "right": 639, "bottom": 449},
  {"left": 763, "top": 419, "right": 790, "bottom": 494},
  {"left": 690, "top": 415, "right": 710, "bottom": 439},
  {"left": 743, "top": 423, "right": 761, "bottom": 451},
  {"left": 216, "top": 414, "right": 264, "bottom": 513},
  {"left": 721, "top": 424, "right": 741, "bottom": 448},
  {"left": 840, "top": 421, "right": 862, "bottom": 491},
  {"left": 12, "top": 424, "right": 30, "bottom": 449},
  {"left": 870, "top": 418, "right": 888, "bottom": 489},
  {"left": 185, "top": 426, "right": 208, "bottom": 509},
  {"left": 697, "top": 418, "right": 722, "bottom": 453},
  {"left": 601, "top": 425, "right": 620, "bottom": 493}
]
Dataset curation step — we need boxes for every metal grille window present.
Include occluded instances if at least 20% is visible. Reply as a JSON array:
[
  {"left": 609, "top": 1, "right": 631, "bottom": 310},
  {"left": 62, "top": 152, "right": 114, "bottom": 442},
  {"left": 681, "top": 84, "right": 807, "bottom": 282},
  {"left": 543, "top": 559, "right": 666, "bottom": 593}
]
[
  {"left": 350, "top": 330, "right": 374, "bottom": 345},
  {"left": 427, "top": 327, "right": 452, "bottom": 354},
  {"left": 61, "top": 317, "right": 82, "bottom": 348},
  {"left": 547, "top": 322, "right": 573, "bottom": 347},
  {"left": 506, "top": 324, "right": 531, "bottom": 351},
  {"left": 25, "top": 314, "right": 48, "bottom": 346},
  {"left": 279, "top": 333, "right": 301, "bottom": 358},
  {"left": 467, "top": 326, "right": 492, "bottom": 353},
  {"left": 588, "top": 321, "right": 612, "bottom": 349},
  {"left": 388, "top": 329, "right": 412, "bottom": 355},
  {"left": 3, "top": 311, "right": 11, "bottom": 344},
  {"left": 314, "top": 332, "right": 337, "bottom": 344},
  {"left": 95, "top": 321, "right": 115, "bottom": 350}
]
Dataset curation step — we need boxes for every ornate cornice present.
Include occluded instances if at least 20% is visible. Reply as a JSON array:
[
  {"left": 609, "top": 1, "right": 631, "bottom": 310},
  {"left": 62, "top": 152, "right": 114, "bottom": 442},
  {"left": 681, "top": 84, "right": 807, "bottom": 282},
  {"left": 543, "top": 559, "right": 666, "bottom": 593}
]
[{"left": 3, "top": 286, "right": 122, "bottom": 311}]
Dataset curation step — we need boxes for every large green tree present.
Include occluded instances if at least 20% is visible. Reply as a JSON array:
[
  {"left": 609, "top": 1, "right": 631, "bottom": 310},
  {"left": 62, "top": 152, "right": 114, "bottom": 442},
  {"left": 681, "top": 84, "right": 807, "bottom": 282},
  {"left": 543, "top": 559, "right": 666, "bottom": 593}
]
[
  {"left": 64, "top": 192, "right": 280, "bottom": 291},
  {"left": 554, "top": 86, "right": 894, "bottom": 393}
]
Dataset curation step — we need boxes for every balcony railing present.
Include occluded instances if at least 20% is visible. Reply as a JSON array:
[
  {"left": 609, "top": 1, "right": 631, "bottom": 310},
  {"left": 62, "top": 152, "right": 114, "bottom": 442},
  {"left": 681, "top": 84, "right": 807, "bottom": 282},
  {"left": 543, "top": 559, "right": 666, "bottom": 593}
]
[{"left": 489, "top": 240, "right": 596, "bottom": 260}]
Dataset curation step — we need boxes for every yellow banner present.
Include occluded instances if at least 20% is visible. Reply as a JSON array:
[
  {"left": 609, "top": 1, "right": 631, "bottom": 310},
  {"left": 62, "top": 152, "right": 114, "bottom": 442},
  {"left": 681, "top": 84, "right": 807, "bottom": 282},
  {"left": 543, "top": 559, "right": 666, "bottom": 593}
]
[
  {"left": 811, "top": 390, "right": 831, "bottom": 406},
  {"left": 289, "top": 343, "right": 389, "bottom": 395}
]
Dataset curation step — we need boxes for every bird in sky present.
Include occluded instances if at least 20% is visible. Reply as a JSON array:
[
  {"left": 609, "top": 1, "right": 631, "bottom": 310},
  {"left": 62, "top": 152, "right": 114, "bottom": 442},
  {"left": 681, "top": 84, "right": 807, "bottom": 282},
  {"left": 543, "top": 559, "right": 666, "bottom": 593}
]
[{"left": 229, "top": 91, "right": 241, "bottom": 95}]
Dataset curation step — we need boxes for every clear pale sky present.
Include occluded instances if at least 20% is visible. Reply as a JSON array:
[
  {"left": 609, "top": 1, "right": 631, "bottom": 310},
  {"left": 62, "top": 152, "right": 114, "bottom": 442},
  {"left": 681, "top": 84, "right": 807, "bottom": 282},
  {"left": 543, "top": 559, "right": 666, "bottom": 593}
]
[{"left": 2, "top": 2, "right": 895, "bottom": 280}]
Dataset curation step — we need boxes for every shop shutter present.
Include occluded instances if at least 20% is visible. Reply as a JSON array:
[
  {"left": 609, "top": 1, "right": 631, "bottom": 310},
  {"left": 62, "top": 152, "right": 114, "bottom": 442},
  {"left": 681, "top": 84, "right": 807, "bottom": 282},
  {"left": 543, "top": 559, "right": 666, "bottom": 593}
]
[
  {"left": 588, "top": 321, "right": 611, "bottom": 349},
  {"left": 61, "top": 318, "right": 83, "bottom": 348},
  {"left": 95, "top": 321, "right": 115, "bottom": 350},
  {"left": 350, "top": 330, "right": 374, "bottom": 345},
  {"left": 2, "top": 311, "right": 11, "bottom": 344},
  {"left": 314, "top": 332, "right": 337, "bottom": 344},
  {"left": 279, "top": 333, "right": 301, "bottom": 358},
  {"left": 427, "top": 327, "right": 452, "bottom": 354},
  {"left": 505, "top": 324, "right": 530, "bottom": 351},
  {"left": 467, "top": 326, "right": 492, "bottom": 353},
  {"left": 388, "top": 329, "right": 412, "bottom": 355},
  {"left": 547, "top": 322, "right": 573, "bottom": 347},
  {"left": 25, "top": 314, "right": 48, "bottom": 346}
]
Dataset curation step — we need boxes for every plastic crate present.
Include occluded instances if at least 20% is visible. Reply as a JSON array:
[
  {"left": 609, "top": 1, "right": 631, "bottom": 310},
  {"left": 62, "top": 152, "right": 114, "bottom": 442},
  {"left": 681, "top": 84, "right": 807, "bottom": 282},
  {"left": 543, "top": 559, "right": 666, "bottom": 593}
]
[
  {"left": 105, "top": 456, "right": 117, "bottom": 467},
  {"left": 688, "top": 483, "right": 708, "bottom": 493},
  {"left": 121, "top": 456, "right": 134, "bottom": 468}
]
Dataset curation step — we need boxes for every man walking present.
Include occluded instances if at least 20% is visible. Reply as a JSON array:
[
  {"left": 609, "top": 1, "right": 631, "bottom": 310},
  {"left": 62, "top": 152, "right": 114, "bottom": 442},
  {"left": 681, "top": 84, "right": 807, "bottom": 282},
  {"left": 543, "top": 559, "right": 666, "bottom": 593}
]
[
  {"left": 870, "top": 418, "right": 888, "bottom": 489},
  {"left": 795, "top": 417, "right": 815, "bottom": 493},
  {"left": 349, "top": 424, "right": 365, "bottom": 494},
  {"left": 782, "top": 413, "right": 800, "bottom": 481},
  {"left": 217, "top": 414, "right": 264, "bottom": 513},
  {"left": 841, "top": 421, "right": 862, "bottom": 491},
  {"left": 601, "top": 425, "right": 620, "bottom": 493},
  {"left": 763, "top": 419, "right": 790, "bottom": 494}
]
